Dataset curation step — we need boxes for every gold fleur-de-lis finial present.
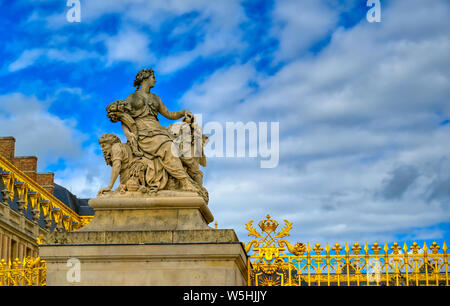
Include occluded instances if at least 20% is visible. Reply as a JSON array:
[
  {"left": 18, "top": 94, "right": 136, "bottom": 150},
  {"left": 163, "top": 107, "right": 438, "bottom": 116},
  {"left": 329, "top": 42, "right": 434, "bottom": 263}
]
[
  {"left": 430, "top": 242, "right": 440, "bottom": 254},
  {"left": 313, "top": 243, "right": 323, "bottom": 255},
  {"left": 352, "top": 242, "right": 362, "bottom": 255},
  {"left": 332, "top": 243, "right": 343, "bottom": 255},
  {"left": 410, "top": 242, "right": 421, "bottom": 254},
  {"left": 371, "top": 242, "right": 381, "bottom": 255},
  {"left": 391, "top": 242, "right": 401, "bottom": 254}
]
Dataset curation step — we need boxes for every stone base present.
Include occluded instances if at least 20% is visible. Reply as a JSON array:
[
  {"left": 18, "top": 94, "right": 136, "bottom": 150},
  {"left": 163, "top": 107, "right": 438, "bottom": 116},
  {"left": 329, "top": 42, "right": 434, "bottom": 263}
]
[
  {"left": 40, "top": 241, "right": 248, "bottom": 286},
  {"left": 46, "top": 228, "right": 240, "bottom": 244},
  {"left": 80, "top": 191, "right": 214, "bottom": 232},
  {"left": 40, "top": 194, "right": 248, "bottom": 286}
]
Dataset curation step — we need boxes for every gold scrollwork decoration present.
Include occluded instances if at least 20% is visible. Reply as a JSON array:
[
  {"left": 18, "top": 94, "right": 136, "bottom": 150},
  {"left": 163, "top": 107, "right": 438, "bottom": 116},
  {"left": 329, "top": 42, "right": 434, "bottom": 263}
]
[{"left": 246, "top": 215, "right": 449, "bottom": 287}]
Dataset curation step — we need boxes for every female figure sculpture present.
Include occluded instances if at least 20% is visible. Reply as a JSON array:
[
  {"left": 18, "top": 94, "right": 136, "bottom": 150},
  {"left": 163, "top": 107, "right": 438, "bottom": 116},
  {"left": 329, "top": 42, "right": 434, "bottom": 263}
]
[{"left": 103, "top": 68, "right": 207, "bottom": 201}]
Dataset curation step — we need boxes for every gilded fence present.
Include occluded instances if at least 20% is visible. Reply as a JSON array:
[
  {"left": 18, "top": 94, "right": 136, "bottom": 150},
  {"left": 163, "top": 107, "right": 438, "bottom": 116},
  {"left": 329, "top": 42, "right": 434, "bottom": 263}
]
[
  {"left": 245, "top": 215, "right": 449, "bottom": 286},
  {"left": 0, "top": 154, "right": 93, "bottom": 231},
  {"left": 0, "top": 257, "right": 46, "bottom": 286}
]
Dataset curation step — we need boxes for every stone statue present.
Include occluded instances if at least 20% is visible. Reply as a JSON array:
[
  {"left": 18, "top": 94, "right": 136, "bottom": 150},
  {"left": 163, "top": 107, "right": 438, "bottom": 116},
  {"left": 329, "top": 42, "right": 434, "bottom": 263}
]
[
  {"left": 98, "top": 68, "right": 208, "bottom": 203},
  {"left": 168, "top": 112, "right": 209, "bottom": 186}
]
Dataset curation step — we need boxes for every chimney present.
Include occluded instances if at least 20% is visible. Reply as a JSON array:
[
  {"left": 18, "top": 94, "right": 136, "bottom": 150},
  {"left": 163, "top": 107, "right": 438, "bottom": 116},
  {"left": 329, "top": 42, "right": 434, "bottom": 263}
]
[
  {"left": 0, "top": 137, "right": 16, "bottom": 161},
  {"left": 36, "top": 172, "right": 55, "bottom": 195},
  {"left": 0, "top": 136, "right": 55, "bottom": 195},
  {"left": 13, "top": 156, "right": 38, "bottom": 181}
]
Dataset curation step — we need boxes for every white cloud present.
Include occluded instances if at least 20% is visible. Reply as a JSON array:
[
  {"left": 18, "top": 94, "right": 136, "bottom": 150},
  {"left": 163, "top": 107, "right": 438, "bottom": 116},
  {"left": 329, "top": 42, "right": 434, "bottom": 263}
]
[
  {"left": 13, "top": 0, "right": 248, "bottom": 73},
  {"left": 104, "top": 27, "right": 153, "bottom": 66},
  {"left": 53, "top": 144, "right": 110, "bottom": 198},
  {"left": 181, "top": 0, "right": 450, "bottom": 244},
  {"left": 0, "top": 93, "right": 85, "bottom": 169},
  {"left": 270, "top": 0, "right": 341, "bottom": 61},
  {"left": 7, "top": 48, "right": 99, "bottom": 72},
  {"left": 0, "top": 92, "right": 111, "bottom": 198},
  {"left": 87, "top": 0, "right": 247, "bottom": 73},
  {"left": 8, "top": 49, "right": 43, "bottom": 72},
  {"left": 182, "top": 63, "right": 258, "bottom": 114}
]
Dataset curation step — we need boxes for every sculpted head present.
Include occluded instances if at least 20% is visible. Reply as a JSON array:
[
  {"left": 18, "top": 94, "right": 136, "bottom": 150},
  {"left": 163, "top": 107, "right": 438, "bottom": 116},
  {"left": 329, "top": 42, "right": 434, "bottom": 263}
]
[
  {"left": 133, "top": 68, "right": 155, "bottom": 91},
  {"left": 99, "top": 133, "right": 121, "bottom": 165},
  {"left": 183, "top": 112, "right": 194, "bottom": 124}
]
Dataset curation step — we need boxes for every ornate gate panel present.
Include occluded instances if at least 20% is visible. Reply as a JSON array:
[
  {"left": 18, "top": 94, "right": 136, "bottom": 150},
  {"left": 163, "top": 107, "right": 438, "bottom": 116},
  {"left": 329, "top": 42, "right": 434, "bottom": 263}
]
[
  {"left": 245, "top": 215, "right": 449, "bottom": 286},
  {"left": 0, "top": 257, "right": 46, "bottom": 286}
]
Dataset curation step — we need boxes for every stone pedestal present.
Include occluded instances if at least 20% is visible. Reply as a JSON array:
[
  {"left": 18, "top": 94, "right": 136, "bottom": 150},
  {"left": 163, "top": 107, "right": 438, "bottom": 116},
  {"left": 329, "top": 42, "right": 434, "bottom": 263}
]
[
  {"left": 79, "top": 191, "right": 214, "bottom": 232},
  {"left": 39, "top": 192, "right": 248, "bottom": 286}
]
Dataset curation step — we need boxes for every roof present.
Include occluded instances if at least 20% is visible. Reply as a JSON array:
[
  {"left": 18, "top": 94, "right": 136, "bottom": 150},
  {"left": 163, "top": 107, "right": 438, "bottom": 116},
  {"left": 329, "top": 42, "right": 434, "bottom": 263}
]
[{"left": 53, "top": 184, "right": 94, "bottom": 216}]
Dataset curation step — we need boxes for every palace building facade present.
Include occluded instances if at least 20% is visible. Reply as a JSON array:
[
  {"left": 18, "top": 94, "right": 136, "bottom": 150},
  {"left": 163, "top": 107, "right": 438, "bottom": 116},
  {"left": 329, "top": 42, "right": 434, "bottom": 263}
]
[{"left": 0, "top": 136, "right": 94, "bottom": 263}]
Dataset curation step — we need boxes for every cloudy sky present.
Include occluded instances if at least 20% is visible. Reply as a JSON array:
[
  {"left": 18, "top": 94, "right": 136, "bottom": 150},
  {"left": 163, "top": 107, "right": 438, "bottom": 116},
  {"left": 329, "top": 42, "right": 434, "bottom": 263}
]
[{"left": 0, "top": 0, "right": 449, "bottom": 248}]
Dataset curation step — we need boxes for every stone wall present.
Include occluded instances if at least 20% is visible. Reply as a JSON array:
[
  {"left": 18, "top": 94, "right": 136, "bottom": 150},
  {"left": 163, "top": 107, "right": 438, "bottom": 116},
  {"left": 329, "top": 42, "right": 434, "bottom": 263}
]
[{"left": 0, "top": 203, "right": 46, "bottom": 261}]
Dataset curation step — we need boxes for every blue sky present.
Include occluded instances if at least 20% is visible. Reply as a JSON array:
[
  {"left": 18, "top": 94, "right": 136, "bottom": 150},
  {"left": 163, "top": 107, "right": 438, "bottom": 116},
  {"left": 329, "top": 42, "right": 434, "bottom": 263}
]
[{"left": 0, "top": 0, "right": 449, "bottom": 249}]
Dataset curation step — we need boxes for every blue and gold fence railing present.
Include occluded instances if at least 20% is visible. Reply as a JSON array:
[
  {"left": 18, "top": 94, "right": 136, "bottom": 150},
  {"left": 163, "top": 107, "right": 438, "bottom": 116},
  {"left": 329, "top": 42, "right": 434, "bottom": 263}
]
[
  {"left": 0, "top": 257, "right": 46, "bottom": 286},
  {"left": 244, "top": 215, "right": 449, "bottom": 286}
]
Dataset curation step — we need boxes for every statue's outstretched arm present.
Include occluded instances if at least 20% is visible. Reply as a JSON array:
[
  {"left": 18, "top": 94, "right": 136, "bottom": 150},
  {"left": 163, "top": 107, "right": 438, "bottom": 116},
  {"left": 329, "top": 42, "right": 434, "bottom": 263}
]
[
  {"left": 108, "top": 160, "right": 121, "bottom": 189},
  {"left": 98, "top": 160, "right": 121, "bottom": 195},
  {"left": 158, "top": 96, "right": 188, "bottom": 120}
]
